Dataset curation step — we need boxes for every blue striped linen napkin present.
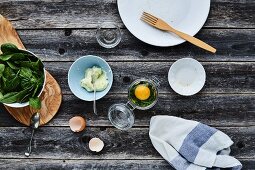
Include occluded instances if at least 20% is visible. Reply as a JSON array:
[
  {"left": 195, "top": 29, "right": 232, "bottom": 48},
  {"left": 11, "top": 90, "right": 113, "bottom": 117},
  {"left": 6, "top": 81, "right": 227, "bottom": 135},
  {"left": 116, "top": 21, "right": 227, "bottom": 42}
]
[{"left": 149, "top": 116, "right": 242, "bottom": 170}]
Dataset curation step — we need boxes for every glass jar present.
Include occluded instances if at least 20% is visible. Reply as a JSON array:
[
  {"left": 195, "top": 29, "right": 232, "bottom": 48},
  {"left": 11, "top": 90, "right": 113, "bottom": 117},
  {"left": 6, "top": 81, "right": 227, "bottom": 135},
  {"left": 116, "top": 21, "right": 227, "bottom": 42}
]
[{"left": 108, "top": 78, "right": 160, "bottom": 130}]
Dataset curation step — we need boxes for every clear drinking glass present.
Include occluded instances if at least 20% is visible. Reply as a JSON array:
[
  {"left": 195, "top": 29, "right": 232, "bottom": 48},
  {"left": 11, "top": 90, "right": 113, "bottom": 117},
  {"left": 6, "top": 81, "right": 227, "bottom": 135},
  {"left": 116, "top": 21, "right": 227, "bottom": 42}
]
[
  {"left": 108, "top": 103, "right": 135, "bottom": 130},
  {"left": 96, "top": 22, "right": 121, "bottom": 48}
]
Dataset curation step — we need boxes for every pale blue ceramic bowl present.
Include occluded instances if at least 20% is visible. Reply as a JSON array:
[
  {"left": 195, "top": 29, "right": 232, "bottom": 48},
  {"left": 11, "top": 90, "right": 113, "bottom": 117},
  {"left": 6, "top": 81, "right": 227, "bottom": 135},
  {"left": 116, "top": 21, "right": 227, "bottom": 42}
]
[{"left": 68, "top": 55, "right": 113, "bottom": 101}]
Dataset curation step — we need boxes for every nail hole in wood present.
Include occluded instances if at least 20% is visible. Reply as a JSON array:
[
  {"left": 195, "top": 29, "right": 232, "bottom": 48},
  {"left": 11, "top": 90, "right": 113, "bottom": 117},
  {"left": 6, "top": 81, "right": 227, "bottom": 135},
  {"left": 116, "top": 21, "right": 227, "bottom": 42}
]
[
  {"left": 236, "top": 141, "right": 245, "bottom": 148},
  {"left": 58, "top": 48, "right": 65, "bottom": 55},
  {"left": 100, "top": 127, "right": 107, "bottom": 131},
  {"left": 123, "top": 76, "right": 131, "bottom": 83},
  {"left": 141, "top": 50, "right": 149, "bottom": 56},
  {"left": 64, "top": 29, "right": 72, "bottom": 36},
  {"left": 81, "top": 135, "right": 91, "bottom": 143},
  {"left": 63, "top": 160, "right": 66, "bottom": 163}
]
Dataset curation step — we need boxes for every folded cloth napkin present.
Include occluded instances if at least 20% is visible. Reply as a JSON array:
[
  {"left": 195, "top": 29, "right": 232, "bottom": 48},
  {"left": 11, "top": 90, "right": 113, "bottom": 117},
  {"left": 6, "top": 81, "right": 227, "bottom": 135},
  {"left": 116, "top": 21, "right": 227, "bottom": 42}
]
[{"left": 149, "top": 116, "right": 242, "bottom": 170}]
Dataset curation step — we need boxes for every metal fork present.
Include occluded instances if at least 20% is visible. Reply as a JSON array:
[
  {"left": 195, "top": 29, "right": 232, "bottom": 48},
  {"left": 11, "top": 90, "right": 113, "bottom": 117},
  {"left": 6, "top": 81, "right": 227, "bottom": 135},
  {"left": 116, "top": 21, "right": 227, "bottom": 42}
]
[{"left": 141, "top": 12, "right": 216, "bottom": 53}]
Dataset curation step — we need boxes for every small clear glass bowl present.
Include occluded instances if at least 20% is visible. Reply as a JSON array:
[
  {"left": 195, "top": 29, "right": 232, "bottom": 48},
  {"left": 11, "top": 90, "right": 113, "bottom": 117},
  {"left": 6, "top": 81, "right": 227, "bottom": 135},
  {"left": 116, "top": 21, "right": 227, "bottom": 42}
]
[
  {"left": 96, "top": 22, "right": 121, "bottom": 48},
  {"left": 108, "top": 103, "right": 135, "bottom": 130}
]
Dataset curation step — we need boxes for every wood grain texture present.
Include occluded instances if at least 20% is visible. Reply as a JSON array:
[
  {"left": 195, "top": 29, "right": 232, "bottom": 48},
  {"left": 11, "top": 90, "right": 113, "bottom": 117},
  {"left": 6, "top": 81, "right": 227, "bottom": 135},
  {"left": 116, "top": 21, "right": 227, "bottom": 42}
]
[
  {"left": 0, "top": 159, "right": 175, "bottom": 170},
  {"left": 15, "top": 29, "right": 255, "bottom": 62},
  {"left": 0, "top": 159, "right": 254, "bottom": 170},
  {"left": 0, "top": 14, "right": 25, "bottom": 50},
  {"left": 1, "top": 94, "right": 255, "bottom": 127},
  {"left": 5, "top": 72, "right": 62, "bottom": 126},
  {"left": 0, "top": 0, "right": 254, "bottom": 29},
  {"left": 0, "top": 15, "right": 62, "bottom": 126},
  {"left": 0, "top": 127, "right": 254, "bottom": 159},
  {"left": 40, "top": 62, "right": 255, "bottom": 94}
]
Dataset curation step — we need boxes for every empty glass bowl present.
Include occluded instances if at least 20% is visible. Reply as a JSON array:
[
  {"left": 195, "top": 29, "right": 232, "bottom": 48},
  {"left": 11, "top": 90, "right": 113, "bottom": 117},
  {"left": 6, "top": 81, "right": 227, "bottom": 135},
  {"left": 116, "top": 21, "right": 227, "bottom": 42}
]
[
  {"left": 96, "top": 22, "right": 121, "bottom": 48},
  {"left": 108, "top": 103, "right": 135, "bottom": 130},
  {"left": 108, "top": 78, "right": 160, "bottom": 130}
]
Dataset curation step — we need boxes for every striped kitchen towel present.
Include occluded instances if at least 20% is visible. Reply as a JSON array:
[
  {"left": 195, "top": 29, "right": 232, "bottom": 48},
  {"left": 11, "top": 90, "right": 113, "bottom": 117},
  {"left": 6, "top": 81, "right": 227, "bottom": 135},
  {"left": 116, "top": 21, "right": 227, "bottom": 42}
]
[{"left": 149, "top": 116, "right": 242, "bottom": 170}]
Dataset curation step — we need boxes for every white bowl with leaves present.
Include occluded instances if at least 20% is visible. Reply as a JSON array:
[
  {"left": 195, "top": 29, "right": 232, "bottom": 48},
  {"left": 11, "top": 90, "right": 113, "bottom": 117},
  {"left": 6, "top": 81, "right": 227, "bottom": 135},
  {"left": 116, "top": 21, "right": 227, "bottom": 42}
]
[{"left": 0, "top": 43, "right": 46, "bottom": 109}]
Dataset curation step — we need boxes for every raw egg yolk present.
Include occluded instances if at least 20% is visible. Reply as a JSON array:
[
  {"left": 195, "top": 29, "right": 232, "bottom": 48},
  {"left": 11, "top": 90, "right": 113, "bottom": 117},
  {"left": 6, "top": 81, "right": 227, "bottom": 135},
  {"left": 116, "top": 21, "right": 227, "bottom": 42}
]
[{"left": 135, "top": 85, "right": 151, "bottom": 100}]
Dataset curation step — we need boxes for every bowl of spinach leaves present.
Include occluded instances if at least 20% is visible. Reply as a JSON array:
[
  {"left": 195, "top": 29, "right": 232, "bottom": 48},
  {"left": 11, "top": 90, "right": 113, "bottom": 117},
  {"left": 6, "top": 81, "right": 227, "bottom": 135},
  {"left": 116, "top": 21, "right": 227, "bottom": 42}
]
[{"left": 0, "top": 43, "right": 46, "bottom": 109}]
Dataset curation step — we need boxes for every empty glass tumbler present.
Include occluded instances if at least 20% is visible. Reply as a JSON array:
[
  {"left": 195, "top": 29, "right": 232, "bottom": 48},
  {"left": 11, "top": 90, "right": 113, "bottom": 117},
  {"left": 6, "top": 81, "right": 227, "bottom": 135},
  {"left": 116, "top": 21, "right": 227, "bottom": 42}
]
[{"left": 96, "top": 22, "right": 121, "bottom": 48}]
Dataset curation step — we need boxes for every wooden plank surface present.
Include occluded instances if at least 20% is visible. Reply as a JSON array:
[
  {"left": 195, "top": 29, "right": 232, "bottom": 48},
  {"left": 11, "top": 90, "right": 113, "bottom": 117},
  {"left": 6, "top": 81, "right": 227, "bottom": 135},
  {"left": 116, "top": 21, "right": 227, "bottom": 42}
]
[
  {"left": 0, "top": 0, "right": 254, "bottom": 29},
  {"left": 42, "top": 62, "right": 255, "bottom": 94},
  {"left": 0, "top": 159, "right": 254, "bottom": 170},
  {"left": 0, "top": 127, "right": 254, "bottom": 159},
  {"left": 0, "top": 159, "right": 176, "bottom": 170},
  {"left": 1, "top": 94, "right": 255, "bottom": 127},
  {"left": 14, "top": 29, "right": 255, "bottom": 62},
  {"left": 0, "top": 0, "right": 254, "bottom": 169}
]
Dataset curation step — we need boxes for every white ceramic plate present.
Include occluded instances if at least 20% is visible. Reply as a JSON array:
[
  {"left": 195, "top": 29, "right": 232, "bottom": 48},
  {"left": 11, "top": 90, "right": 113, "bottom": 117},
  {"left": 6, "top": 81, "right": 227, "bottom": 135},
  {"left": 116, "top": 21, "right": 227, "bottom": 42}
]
[
  {"left": 117, "top": 0, "right": 210, "bottom": 47},
  {"left": 168, "top": 58, "right": 206, "bottom": 96}
]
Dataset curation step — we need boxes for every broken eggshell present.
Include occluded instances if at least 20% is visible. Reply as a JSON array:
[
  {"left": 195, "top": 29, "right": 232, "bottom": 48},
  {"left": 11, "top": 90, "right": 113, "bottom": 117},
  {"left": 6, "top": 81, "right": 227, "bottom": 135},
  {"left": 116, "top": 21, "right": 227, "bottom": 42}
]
[
  {"left": 89, "top": 137, "right": 104, "bottom": 152},
  {"left": 69, "top": 116, "right": 86, "bottom": 132}
]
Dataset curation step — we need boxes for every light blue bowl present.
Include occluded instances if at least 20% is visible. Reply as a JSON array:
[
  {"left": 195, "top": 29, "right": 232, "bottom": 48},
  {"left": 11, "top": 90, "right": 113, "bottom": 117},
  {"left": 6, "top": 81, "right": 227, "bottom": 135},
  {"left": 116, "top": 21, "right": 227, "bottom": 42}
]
[{"left": 68, "top": 55, "right": 113, "bottom": 101}]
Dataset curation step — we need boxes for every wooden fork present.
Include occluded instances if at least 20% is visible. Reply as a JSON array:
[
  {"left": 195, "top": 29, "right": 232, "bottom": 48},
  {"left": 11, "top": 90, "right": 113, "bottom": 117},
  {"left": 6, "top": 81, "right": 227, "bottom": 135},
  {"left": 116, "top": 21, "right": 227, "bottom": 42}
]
[{"left": 141, "top": 12, "right": 216, "bottom": 53}]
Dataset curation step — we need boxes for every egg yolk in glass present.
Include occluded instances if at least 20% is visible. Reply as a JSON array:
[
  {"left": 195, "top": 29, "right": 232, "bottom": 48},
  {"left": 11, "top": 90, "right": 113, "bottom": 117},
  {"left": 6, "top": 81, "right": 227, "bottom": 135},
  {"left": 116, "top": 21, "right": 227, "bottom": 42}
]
[{"left": 134, "top": 85, "right": 151, "bottom": 100}]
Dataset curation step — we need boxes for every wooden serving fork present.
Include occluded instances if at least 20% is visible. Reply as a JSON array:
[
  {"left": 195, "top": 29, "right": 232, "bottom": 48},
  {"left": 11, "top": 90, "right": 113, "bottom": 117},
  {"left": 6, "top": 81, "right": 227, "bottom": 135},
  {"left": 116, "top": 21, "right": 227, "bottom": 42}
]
[{"left": 141, "top": 12, "right": 216, "bottom": 53}]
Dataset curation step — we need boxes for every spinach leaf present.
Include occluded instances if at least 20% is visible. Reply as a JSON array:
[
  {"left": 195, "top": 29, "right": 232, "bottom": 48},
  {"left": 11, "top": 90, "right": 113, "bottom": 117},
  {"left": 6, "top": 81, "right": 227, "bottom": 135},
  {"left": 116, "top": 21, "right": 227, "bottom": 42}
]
[
  {"left": 29, "top": 97, "right": 41, "bottom": 109},
  {"left": 18, "top": 59, "right": 44, "bottom": 71},
  {"left": 20, "top": 77, "right": 32, "bottom": 89},
  {"left": 0, "top": 92, "right": 19, "bottom": 103},
  {"left": 0, "top": 52, "right": 29, "bottom": 61},
  {"left": 20, "top": 67, "right": 33, "bottom": 79},
  {"left": 0, "top": 53, "right": 28, "bottom": 61},
  {"left": 0, "top": 85, "right": 34, "bottom": 103},
  {"left": 3, "top": 74, "right": 20, "bottom": 92},
  {"left": 20, "top": 84, "right": 36, "bottom": 103},
  {"left": 17, "top": 86, "right": 35, "bottom": 103},
  {"left": 6, "top": 61, "right": 19, "bottom": 70},
  {"left": 1, "top": 76, "right": 7, "bottom": 83},
  {"left": 31, "top": 76, "right": 44, "bottom": 97},
  {"left": 0, "top": 64, "right": 5, "bottom": 77},
  {"left": 3, "top": 67, "right": 16, "bottom": 79},
  {"left": 20, "top": 90, "right": 33, "bottom": 103},
  {"left": 32, "top": 84, "right": 39, "bottom": 97},
  {"left": 0, "top": 54, "right": 13, "bottom": 61},
  {"left": 20, "top": 72, "right": 42, "bottom": 91},
  {"left": 1, "top": 43, "right": 20, "bottom": 54},
  {"left": 9, "top": 53, "right": 29, "bottom": 61}
]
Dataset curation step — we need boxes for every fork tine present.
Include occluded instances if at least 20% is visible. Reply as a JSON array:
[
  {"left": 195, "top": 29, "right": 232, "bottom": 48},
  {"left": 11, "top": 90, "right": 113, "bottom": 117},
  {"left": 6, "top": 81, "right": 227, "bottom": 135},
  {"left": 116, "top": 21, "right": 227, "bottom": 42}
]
[
  {"left": 141, "top": 16, "right": 157, "bottom": 24},
  {"left": 142, "top": 14, "right": 157, "bottom": 23},
  {"left": 142, "top": 12, "right": 157, "bottom": 22},
  {"left": 141, "top": 16, "right": 156, "bottom": 25},
  {"left": 143, "top": 12, "right": 158, "bottom": 21}
]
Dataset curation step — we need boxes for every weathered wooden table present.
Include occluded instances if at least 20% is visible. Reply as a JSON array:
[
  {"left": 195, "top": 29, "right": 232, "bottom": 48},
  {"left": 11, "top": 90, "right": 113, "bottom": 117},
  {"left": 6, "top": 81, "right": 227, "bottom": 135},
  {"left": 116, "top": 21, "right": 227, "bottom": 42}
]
[{"left": 0, "top": 0, "right": 254, "bottom": 169}]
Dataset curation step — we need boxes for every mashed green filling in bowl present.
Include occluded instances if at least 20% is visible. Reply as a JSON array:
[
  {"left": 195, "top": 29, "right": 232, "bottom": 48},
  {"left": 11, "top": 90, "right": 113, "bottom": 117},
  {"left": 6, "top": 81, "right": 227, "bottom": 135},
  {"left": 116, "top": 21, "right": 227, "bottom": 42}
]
[{"left": 80, "top": 66, "right": 109, "bottom": 92}]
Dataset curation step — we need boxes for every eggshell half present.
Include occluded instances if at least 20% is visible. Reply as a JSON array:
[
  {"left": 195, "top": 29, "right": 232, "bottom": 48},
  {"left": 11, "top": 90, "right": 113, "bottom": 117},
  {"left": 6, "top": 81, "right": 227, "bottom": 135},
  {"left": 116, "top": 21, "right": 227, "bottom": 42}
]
[
  {"left": 89, "top": 137, "right": 104, "bottom": 152},
  {"left": 69, "top": 116, "right": 86, "bottom": 132}
]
